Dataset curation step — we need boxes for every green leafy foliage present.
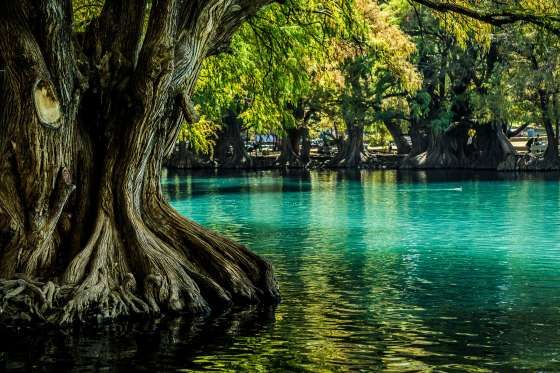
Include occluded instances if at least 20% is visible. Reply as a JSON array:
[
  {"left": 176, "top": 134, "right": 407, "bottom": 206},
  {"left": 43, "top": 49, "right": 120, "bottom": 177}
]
[
  {"left": 193, "top": 0, "right": 352, "bottom": 137},
  {"left": 69, "top": 0, "right": 560, "bottom": 154}
]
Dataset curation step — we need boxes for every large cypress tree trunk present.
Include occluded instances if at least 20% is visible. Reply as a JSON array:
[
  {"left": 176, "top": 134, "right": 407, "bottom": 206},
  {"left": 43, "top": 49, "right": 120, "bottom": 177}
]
[
  {"left": 330, "top": 123, "right": 366, "bottom": 168},
  {"left": 539, "top": 89, "right": 560, "bottom": 166},
  {"left": 276, "top": 102, "right": 312, "bottom": 168},
  {"left": 276, "top": 127, "right": 308, "bottom": 168},
  {"left": 214, "top": 109, "right": 252, "bottom": 168},
  {"left": 402, "top": 122, "right": 515, "bottom": 169},
  {"left": 0, "top": 0, "right": 278, "bottom": 324},
  {"left": 408, "top": 121, "right": 430, "bottom": 156},
  {"left": 166, "top": 141, "right": 213, "bottom": 169},
  {"left": 384, "top": 119, "right": 411, "bottom": 154}
]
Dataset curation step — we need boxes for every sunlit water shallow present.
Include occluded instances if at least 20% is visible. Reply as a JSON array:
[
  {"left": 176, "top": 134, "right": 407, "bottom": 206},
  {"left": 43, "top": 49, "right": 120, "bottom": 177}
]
[{"left": 2, "top": 169, "right": 560, "bottom": 372}]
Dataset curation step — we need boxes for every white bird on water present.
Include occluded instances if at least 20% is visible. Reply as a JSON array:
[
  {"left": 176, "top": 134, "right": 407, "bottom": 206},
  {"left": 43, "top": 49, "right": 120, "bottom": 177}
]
[{"left": 398, "top": 186, "right": 463, "bottom": 192}]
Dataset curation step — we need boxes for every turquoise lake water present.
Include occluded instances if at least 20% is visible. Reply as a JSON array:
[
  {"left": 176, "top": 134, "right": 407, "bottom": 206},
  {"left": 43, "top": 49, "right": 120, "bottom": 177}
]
[
  {"left": 1, "top": 169, "right": 560, "bottom": 372},
  {"left": 161, "top": 169, "right": 560, "bottom": 372}
]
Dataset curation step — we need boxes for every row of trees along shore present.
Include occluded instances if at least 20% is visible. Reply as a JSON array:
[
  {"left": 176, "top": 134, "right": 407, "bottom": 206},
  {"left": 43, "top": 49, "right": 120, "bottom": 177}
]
[
  {"left": 0, "top": 0, "right": 559, "bottom": 324},
  {"left": 180, "top": 0, "right": 560, "bottom": 171}
]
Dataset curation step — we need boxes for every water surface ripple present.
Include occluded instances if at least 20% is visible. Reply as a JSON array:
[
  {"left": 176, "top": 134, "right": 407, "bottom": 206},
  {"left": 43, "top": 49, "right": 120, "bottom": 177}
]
[
  {"left": 1, "top": 170, "right": 559, "bottom": 372},
  {"left": 163, "top": 170, "right": 560, "bottom": 372}
]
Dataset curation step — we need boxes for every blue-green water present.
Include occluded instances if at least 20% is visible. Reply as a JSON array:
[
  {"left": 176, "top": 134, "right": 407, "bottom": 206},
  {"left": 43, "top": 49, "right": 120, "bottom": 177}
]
[
  {"left": 2, "top": 170, "right": 560, "bottom": 372},
  {"left": 161, "top": 169, "right": 560, "bottom": 372}
]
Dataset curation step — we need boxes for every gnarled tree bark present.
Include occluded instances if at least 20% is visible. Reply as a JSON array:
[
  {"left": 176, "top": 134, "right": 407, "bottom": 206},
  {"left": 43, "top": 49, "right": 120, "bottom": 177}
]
[{"left": 0, "top": 0, "right": 279, "bottom": 324}]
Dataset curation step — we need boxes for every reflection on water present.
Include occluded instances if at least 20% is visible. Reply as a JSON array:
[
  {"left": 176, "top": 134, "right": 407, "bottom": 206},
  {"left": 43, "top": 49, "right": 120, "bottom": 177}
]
[
  {"left": 0, "top": 307, "right": 276, "bottom": 372},
  {"left": 3, "top": 169, "right": 560, "bottom": 371}
]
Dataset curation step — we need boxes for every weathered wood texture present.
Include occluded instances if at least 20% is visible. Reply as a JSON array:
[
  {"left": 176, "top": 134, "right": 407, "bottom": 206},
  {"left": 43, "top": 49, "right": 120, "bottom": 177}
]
[{"left": 0, "top": 0, "right": 279, "bottom": 324}]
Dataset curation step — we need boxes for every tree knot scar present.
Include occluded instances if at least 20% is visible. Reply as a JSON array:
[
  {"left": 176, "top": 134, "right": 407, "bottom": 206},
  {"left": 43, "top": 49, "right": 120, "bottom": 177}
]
[
  {"left": 33, "top": 79, "right": 62, "bottom": 128},
  {"left": 62, "top": 168, "right": 72, "bottom": 185}
]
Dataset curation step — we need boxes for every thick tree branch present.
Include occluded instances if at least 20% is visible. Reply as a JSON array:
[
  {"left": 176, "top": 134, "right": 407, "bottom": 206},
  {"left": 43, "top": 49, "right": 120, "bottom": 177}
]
[
  {"left": 0, "top": 1, "right": 78, "bottom": 107},
  {"left": 412, "top": 0, "right": 560, "bottom": 36},
  {"left": 44, "top": 168, "right": 76, "bottom": 243},
  {"left": 136, "top": 0, "right": 178, "bottom": 88},
  {"left": 94, "top": 0, "right": 148, "bottom": 69},
  {"left": 507, "top": 122, "right": 531, "bottom": 138},
  {"left": 172, "top": 0, "right": 278, "bottom": 93},
  {"left": 207, "top": 0, "right": 278, "bottom": 56},
  {"left": 127, "top": 0, "right": 179, "bottom": 128},
  {"left": 34, "top": 0, "right": 78, "bottom": 106},
  {"left": 179, "top": 93, "right": 199, "bottom": 124}
]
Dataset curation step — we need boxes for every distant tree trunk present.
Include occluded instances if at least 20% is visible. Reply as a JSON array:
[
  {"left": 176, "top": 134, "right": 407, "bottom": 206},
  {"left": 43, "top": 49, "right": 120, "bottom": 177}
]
[
  {"left": 402, "top": 122, "right": 515, "bottom": 169},
  {"left": 277, "top": 128, "right": 301, "bottom": 166},
  {"left": 0, "top": 0, "right": 278, "bottom": 324},
  {"left": 166, "top": 141, "right": 213, "bottom": 169},
  {"left": 402, "top": 42, "right": 516, "bottom": 169},
  {"left": 276, "top": 105, "right": 313, "bottom": 168},
  {"left": 384, "top": 120, "right": 411, "bottom": 154},
  {"left": 214, "top": 109, "right": 252, "bottom": 168},
  {"left": 276, "top": 127, "right": 309, "bottom": 168},
  {"left": 539, "top": 89, "right": 560, "bottom": 165},
  {"left": 555, "top": 93, "right": 560, "bottom": 148},
  {"left": 300, "top": 127, "right": 311, "bottom": 163},
  {"left": 330, "top": 123, "right": 365, "bottom": 168},
  {"left": 408, "top": 120, "right": 430, "bottom": 156}
]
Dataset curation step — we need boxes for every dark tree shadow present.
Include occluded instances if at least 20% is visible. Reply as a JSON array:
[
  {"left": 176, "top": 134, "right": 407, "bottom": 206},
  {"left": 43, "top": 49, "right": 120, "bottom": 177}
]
[{"left": 0, "top": 306, "right": 277, "bottom": 372}]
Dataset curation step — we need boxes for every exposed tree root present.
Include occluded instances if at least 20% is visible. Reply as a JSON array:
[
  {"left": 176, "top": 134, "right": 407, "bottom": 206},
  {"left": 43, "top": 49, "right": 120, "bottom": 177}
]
[
  {"left": 498, "top": 154, "right": 560, "bottom": 171},
  {"left": 0, "top": 274, "right": 151, "bottom": 324},
  {"left": 0, "top": 0, "right": 281, "bottom": 327},
  {"left": 0, "top": 277, "right": 70, "bottom": 323},
  {"left": 0, "top": 199, "right": 280, "bottom": 325},
  {"left": 402, "top": 123, "right": 515, "bottom": 169},
  {"left": 145, "top": 197, "right": 280, "bottom": 305},
  {"left": 328, "top": 126, "right": 367, "bottom": 169}
]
